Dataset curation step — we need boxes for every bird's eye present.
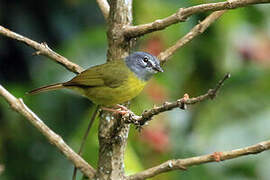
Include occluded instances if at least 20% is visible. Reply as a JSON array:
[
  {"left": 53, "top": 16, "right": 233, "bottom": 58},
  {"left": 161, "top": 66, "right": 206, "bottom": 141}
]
[{"left": 143, "top": 56, "right": 149, "bottom": 63}]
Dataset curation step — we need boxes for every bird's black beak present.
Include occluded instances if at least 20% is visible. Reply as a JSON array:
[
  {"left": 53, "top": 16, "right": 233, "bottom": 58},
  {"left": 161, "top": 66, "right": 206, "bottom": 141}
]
[{"left": 154, "top": 65, "right": 164, "bottom": 72}]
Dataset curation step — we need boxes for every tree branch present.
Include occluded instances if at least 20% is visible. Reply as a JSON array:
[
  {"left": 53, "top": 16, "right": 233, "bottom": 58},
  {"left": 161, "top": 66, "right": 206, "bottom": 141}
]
[
  {"left": 124, "top": 73, "right": 230, "bottom": 126},
  {"left": 0, "top": 25, "right": 84, "bottom": 74},
  {"left": 158, "top": 10, "right": 226, "bottom": 63},
  {"left": 123, "top": 0, "right": 270, "bottom": 38},
  {"left": 0, "top": 85, "right": 96, "bottom": 179},
  {"left": 128, "top": 140, "right": 270, "bottom": 180},
  {"left": 96, "top": 0, "right": 110, "bottom": 20},
  {"left": 106, "top": 0, "right": 134, "bottom": 60},
  {"left": 72, "top": 106, "right": 99, "bottom": 180}
]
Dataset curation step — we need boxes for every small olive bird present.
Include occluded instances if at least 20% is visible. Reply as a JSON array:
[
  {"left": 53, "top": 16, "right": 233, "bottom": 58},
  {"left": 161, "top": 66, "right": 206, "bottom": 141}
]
[
  {"left": 29, "top": 51, "right": 163, "bottom": 106},
  {"left": 29, "top": 51, "right": 163, "bottom": 180}
]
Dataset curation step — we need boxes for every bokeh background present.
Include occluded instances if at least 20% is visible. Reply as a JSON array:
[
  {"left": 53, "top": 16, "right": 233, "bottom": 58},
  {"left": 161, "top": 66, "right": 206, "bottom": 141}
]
[{"left": 1, "top": 0, "right": 270, "bottom": 179}]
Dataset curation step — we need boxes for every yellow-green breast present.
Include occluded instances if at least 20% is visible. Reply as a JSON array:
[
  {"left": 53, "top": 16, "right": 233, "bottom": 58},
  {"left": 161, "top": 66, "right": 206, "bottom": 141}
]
[{"left": 84, "top": 71, "right": 146, "bottom": 106}]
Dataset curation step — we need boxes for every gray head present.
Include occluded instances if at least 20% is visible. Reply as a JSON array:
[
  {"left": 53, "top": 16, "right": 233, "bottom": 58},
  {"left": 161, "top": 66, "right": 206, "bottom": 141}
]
[{"left": 125, "top": 51, "right": 163, "bottom": 81}]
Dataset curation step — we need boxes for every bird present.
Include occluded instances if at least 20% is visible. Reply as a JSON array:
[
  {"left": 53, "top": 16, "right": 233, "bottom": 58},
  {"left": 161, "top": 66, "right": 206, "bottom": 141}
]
[{"left": 28, "top": 51, "right": 163, "bottom": 108}]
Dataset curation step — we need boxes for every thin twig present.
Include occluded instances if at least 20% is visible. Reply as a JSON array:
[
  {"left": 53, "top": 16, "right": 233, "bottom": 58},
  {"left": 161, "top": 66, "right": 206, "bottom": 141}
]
[
  {"left": 96, "top": 0, "right": 110, "bottom": 20},
  {"left": 0, "top": 85, "right": 96, "bottom": 179},
  {"left": 124, "top": 73, "right": 230, "bottom": 126},
  {"left": 0, "top": 26, "right": 84, "bottom": 74},
  {"left": 123, "top": 0, "right": 270, "bottom": 38},
  {"left": 72, "top": 106, "right": 100, "bottom": 180},
  {"left": 128, "top": 140, "right": 270, "bottom": 180},
  {"left": 158, "top": 10, "right": 226, "bottom": 63}
]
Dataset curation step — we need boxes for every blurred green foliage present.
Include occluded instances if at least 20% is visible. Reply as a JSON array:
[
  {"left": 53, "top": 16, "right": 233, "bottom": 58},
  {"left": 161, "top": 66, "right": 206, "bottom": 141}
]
[{"left": 1, "top": 0, "right": 270, "bottom": 180}]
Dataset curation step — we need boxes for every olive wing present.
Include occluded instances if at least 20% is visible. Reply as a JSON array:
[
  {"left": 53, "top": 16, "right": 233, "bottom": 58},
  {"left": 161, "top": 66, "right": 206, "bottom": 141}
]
[{"left": 63, "top": 60, "right": 129, "bottom": 88}]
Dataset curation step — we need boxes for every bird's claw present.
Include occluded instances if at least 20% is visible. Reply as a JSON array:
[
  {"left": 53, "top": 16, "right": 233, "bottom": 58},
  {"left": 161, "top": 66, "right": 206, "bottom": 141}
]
[{"left": 101, "top": 105, "right": 130, "bottom": 116}]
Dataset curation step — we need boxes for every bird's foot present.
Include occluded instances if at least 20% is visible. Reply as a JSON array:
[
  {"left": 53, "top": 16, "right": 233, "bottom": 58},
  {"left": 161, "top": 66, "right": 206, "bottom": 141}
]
[
  {"left": 115, "top": 104, "right": 129, "bottom": 111},
  {"left": 101, "top": 105, "right": 130, "bottom": 115}
]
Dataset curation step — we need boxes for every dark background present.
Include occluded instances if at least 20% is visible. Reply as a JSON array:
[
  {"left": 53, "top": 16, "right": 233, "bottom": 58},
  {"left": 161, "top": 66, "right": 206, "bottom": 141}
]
[{"left": 1, "top": 0, "right": 270, "bottom": 179}]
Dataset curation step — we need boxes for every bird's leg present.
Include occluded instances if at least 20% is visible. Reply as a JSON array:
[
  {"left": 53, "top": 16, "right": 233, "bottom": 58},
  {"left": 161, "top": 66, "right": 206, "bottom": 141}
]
[
  {"left": 115, "top": 104, "right": 129, "bottom": 111},
  {"left": 101, "top": 104, "right": 129, "bottom": 115}
]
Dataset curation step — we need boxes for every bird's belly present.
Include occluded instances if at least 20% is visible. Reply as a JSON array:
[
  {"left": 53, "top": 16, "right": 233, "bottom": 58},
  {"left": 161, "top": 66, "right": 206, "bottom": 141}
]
[{"left": 85, "top": 76, "right": 146, "bottom": 106}]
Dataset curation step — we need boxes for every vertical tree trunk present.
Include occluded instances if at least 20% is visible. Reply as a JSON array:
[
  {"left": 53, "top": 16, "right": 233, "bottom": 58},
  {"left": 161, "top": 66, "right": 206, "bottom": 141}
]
[
  {"left": 96, "top": 1, "right": 134, "bottom": 179},
  {"left": 107, "top": 0, "right": 134, "bottom": 61}
]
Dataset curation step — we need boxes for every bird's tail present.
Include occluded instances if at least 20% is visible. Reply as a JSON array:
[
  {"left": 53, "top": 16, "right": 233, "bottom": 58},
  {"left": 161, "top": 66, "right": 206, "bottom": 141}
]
[{"left": 27, "top": 83, "right": 64, "bottom": 95}]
